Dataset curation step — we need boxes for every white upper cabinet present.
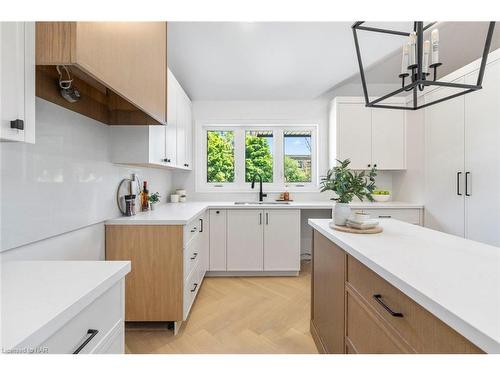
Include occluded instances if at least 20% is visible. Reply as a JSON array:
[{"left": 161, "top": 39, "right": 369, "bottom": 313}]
[
  {"left": 0, "top": 22, "right": 35, "bottom": 143},
  {"left": 170, "top": 70, "right": 192, "bottom": 169},
  {"left": 109, "top": 69, "right": 192, "bottom": 171},
  {"left": 335, "top": 103, "right": 372, "bottom": 170},
  {"left": 371, "top": 109, "right": 405, "bottom": 170},
  {"left": 330, "top": 98, "right": 406, "bottom": 170},
  {"left": 165, "top": 69, "right": 178, "bottom": 165}
]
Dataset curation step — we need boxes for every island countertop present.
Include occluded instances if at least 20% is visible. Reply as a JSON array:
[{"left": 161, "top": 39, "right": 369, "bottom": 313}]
[{"left": 308, "top": 218, "right": 500, "bottom": 354}]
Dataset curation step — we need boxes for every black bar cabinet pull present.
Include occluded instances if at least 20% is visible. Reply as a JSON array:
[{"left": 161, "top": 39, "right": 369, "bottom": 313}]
[
  {"left": 190, "top": 283, "right": 198, "bottom": 293},
  {"left": 457, "top": 172, "right": 462, "bottom": 196},
  {"left": 199, "top": 218, "right": 203, "bottom": 232},
  {"left": 265, "top": 212, "right": 269, "bottom": 225},
  {"left": 372, "top": 294, "right": 403, "bottom": 317},
  {"left": 73, "top": 329, "right": 99, "bottom": 354},
  {"left": 465, "top": 172, "right": 471, "bottom": 196}
]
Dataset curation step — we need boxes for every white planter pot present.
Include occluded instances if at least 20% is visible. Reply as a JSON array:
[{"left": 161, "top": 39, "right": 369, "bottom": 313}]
[
  {"left": 150, "top": 203, "right": 158, "bottom": 210},
  {"left": 332, "top": 203, "right": 351, "bottom": 226}
]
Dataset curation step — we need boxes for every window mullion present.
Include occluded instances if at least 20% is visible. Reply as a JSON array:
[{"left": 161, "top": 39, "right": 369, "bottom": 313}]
[
  {"left": 234, "top": 128, "right": 246, "bottom": 188},
  {"left": 274, "top": 128, "right": 284, "bottom": 186}
]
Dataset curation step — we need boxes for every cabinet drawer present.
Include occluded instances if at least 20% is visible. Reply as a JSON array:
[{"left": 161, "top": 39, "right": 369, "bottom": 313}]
[
  {"left": 361, "top": 208, "right": 421, "bottom": 224},
  {"left": 346, "top": 256, "right": 482, "bottom": 353},
  {"left": 346, "top": 292, "right": 406, "bottom": 354},
  {"left": 184, "top": 233, "right": 201, "bottom": 281},
  {"left": 183, "top": 261, "right": 204, "bottom": 320},
  {"left": 184, "top": 215, "right": 202, "bottom": 247},
  {"left": 41, "top": 281, "right": 123, "bottom": 354}
]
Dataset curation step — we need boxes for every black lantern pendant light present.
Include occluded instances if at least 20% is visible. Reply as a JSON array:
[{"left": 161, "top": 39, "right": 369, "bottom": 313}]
[{"left": 352, "top": 21, "right": 496, "bottom": 110}]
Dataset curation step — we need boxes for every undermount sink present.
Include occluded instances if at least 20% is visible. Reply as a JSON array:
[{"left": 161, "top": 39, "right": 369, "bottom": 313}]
[{"left": 234, "top": 201, "right": 291, "bottom": 205}]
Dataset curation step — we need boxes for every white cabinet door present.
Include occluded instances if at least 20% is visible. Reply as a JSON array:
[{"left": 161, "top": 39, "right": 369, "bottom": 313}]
[
  {"left": 464, "top": 59, "right": 500, "bottom": 247},
  {"left": 226, "top": 209, "right": 264, "bottom": 271},
  {"left": 337, "top": 103, "right": 372, "bottom": 169},
  {"left": 371, "top": 109, "right": 405, "bottom": 170},
  {"left": 209, "top": 209, "right": 227, "bottom": 271},
  {"left": 263, "top": 209, "right": 300, "bottom": 271},
  {"left": 184, "top": 97, "right": 193, "bottom": 169},
  {"left": 199, "top": 211, "right": 209, "bottom": 274},
  {"left": 0, "top": 22, "right": 35, "bottom": 143},
  {"left": 424, "top": 79, "right": 465, "bottom": 237},
  {"left": 165, "top": 69, "right": 177, "bottom": 165},
  {"left": 175, "top": 81, "right": 186, "bottom": 168},
  {"left": 148, "top": 125, "right": 166, "bottom": 165}
]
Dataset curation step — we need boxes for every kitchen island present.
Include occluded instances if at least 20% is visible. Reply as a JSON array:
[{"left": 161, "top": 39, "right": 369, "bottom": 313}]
[{"left": 308, "top": 218, "right": 500, "bottom": 354}]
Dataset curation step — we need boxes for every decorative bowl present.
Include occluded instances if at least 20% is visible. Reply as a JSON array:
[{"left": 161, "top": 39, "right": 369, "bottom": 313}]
[{"left": 372, "top": 194, "right": 391, "bottom": 202}]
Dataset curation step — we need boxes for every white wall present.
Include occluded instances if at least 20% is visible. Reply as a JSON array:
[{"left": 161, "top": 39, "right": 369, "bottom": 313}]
[
  {"left": 0, "top": 99, "right": 173, "bottom": 260},
  {"left": 173, "top": 99, "right": 394, "bottom": 201}
]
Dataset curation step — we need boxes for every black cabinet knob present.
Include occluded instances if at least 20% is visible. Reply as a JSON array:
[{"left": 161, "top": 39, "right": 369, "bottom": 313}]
[
  {"left": 367, "top": 164, "right": 371, "bottom": 167},
  {"left": 163, "top": 158, "right": 171, "bottom": 163},
  {"left": 374, "top": 164, "right": 377, "bottom": 168},
  {"left": 10, "top": 119, "right": 24, "bottom": 130},
  {"left": 216, "top": 210, "right": 220, "bottom": 214}
]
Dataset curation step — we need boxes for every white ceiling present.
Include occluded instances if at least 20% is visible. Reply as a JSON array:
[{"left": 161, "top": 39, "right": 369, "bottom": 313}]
[{"left": 167, "top": 22, "right": 414, "bottom": 100}]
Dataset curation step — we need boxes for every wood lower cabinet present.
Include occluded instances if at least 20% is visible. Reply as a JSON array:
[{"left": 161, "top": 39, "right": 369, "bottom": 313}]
[
  {"left": 105, "top": 213, "right": 208, "bottom": 328},
  {"left": 310, "top": 230, "right": 345, "bottom": 353},
  {"left": 311, "top": 229, "right": 483, "bottom": 354}
]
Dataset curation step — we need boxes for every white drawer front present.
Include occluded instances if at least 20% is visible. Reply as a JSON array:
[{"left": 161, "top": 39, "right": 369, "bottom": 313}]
[
  {"left": 184, "top": 215, "right": 202, "bottom": 247},
  {"left": 183, "top": 261, "right": 204, "bottom": 320},
  {"left": 184, "top": 233, "right": 202, "bottom": 281},
  {"left": 361, "top": 208, "right": 421, "bottom": 225},
  {"left": 41, "top": 281, "right": 123, "bottom": 354}
]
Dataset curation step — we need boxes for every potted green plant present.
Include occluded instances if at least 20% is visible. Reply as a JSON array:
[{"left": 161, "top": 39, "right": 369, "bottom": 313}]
[
  {"left": 148, "top": 192, "right": 161, "bottom": 210},
  {"left": 320, "top": 159, "right": 377, "bottom": 226}
]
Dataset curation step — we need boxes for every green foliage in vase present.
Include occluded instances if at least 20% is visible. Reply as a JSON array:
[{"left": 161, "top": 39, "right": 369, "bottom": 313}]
[{"left": 320, "top": 159, "right": 377, "bottom": 203}]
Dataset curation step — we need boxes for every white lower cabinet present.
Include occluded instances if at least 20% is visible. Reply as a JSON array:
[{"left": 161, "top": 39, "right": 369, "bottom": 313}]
[
  {"left": 40, "top": 280, "right": 125, "bottom": 354},
  {"left": 263, "top": 209, "right": 300, "bottom": 271},
  {"left": 209, "top": 209, "right": 227, "bottom": 271},
  {"left": 227, "top": 209, "right": 264, "bottom": 271},
  {"left": 212, "top": 209, "right": 301, "bottom": 273}
]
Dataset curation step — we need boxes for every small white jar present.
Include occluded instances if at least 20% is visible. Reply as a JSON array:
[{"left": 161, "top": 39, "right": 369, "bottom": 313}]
[{"left": 170, "top": 194, "right": 179, "bottom": 203}]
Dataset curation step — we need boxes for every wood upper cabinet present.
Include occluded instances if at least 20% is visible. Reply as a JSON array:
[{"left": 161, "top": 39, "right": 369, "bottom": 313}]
[{"left": 35, "top": 22, "right": 167, "bottom": 125}]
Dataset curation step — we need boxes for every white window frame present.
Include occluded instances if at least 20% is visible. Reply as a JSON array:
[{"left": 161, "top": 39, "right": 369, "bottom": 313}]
[{"left": 195, "top": 121, "right": 318, "bottom": 193}]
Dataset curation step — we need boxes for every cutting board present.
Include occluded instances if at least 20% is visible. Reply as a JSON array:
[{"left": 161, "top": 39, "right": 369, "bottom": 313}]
[{"left": 329, "top": 222, "right": 383, "bottom": 234}]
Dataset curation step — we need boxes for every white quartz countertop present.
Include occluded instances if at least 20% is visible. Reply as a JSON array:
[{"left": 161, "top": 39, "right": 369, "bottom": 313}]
[
  {"left": 1, "top": 260, "right": 131, "bottom": 352},
  {"left": 105, "top": 201, "right": 423, "bottom": 225},
  {"left": 308, "top": 218, "right": 500, "bottom": 353}
]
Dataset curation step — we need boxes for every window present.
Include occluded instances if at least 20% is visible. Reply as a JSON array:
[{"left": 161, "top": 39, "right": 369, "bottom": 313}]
[
  {"left": 199, "top": 124, "right": 317, "bottom": 192},
  {"left": 284, "top": 131, "right": 312, "bottom": 183},
  {"left": 206, "top": 130, "right": 234, "bottom": 183},
  {"left": 245, "top": 130, "right": 273, "bottom": 183}
]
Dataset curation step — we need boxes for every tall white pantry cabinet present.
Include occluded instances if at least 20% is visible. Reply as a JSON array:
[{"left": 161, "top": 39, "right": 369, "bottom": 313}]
[{"left": 424, "top": 49, "right": 500, "bottom": 247}]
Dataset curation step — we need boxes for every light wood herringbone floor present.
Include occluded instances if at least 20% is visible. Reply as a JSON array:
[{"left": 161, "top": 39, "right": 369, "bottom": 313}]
[{"left": 125, "top": 261, "right": 317, "bottom": 354}]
